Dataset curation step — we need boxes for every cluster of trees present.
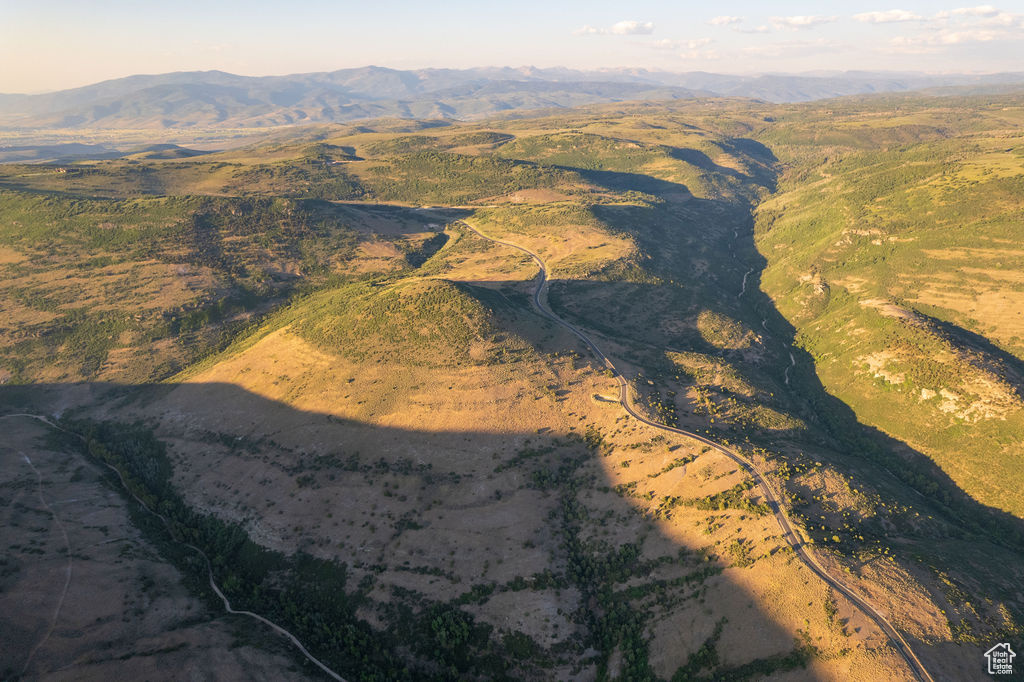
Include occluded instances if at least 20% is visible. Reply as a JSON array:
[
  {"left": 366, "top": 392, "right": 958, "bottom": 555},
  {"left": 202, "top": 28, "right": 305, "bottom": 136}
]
[
  {"left": 71, "top": 418, "right": 568, "bottom": 680},
  {"left": 0, "top": 188, "right": 372, "bottom": 382},
  {"left": 367, "top": 151, "right": 568, "bottom": 204},
  {"left": 688, "top": 481, "right": 771, "bottom": 516},
  {"left": 364, "top": 131, "right": 513, "bottom": 157},
  {"left": 807, "top": 383, "right": 1024, "bottom": 550},
  {"left": 229, "top": 159, "right": 365, "bottom": 200},
  {"left": 72, "top": 419, "right": 410, "bottom": 680},
  {"left": 669, "top": 617, "right": 813, "bottom": 681},
  {"left": 543, "top": 436, "right": 658, "bottom": 681}
]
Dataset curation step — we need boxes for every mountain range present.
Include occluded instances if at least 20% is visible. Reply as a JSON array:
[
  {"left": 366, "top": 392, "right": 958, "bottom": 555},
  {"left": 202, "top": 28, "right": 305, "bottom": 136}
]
[{"left": 3, "top": 65, "right": 1024, "bottom": 131}]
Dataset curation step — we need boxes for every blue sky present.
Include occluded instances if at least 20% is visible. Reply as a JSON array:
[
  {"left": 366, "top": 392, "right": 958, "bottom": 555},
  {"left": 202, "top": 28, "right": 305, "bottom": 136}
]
[{"left": 2, "top": 1, "right": 1023, "bottom": 92}]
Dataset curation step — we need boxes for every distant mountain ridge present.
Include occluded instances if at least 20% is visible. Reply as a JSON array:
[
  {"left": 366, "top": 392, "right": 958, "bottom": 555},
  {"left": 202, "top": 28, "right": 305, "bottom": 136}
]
[{"left": 2, "top": 65, "right": 1023, "bottom": 130}]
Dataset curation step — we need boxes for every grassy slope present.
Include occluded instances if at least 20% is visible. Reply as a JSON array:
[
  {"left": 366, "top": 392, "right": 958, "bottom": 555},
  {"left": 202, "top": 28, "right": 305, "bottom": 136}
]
[{"left": 754, "top": 95, "right": 1024, "bottom": 518}]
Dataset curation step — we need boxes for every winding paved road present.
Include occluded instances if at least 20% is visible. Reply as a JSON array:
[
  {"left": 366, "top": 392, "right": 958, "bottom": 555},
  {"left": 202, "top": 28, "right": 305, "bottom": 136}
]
[
  {"left": 0, "top": 414, "right": 347, "bottom": 682},
  {"left": 459, "top": 221, "right": 934, "bottom": 682}
]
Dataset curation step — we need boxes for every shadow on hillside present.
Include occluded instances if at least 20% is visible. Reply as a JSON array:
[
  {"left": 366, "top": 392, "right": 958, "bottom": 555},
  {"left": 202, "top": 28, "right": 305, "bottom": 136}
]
[
  {"left": 2, "top": 379, "right": 807, "bottom": 680},
  {"left": 919, "top": 310, "right": 1024, "bottom": 402},
  {"left": 664, "top": 144, "right": 778, "bottom": 192},
  {"left": 331, "top": 201, "right": 473, "bottom": 229},
  {"left": 516, "top": 159, "right": 1024, "bottom": 548},
  {"left": 711, "top": 138, "right": 779, "bottom": 192},
  {"left": 575, "top": 168, "right": 687, "bottom": 195},
  {"left": 472, "top": 270, "right": 1024, "bottom": 558},
  {"left": 450, "top": 157, "right": 1024, "bottom": 677},
  {"left": 346, "top": 170, "right": 1024, "bottom": 569}
]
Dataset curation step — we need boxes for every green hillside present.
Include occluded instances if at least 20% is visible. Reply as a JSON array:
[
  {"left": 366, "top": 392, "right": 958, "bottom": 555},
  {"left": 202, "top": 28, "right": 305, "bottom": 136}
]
[
  {"left": 274, "top": 278, "right": 533, "bottom": 367},
  {"left": 755, "top": 95, "right": 1024, "bottom": 518}
]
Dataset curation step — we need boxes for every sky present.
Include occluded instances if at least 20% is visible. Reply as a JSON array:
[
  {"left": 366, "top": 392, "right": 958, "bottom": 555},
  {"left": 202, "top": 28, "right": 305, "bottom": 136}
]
[{"left": 2, "top": 1, "right": 1023, "bottom": 93}]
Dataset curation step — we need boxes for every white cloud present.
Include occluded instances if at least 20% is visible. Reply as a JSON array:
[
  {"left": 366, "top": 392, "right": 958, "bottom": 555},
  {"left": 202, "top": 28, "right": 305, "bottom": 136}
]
[
  {"left": 889, "top": 25, "right": 1013, "bottom": 48},
  {"left": 575, "top": 20, "right": 654, "bottom": 36},
  {"left": 610, "top": 20, "right": 654, "bottom": 35},
  {"left": 986, "top": 11, "right": 1022, "bottom": 25},
  {"left": 705, "top": 15, "right": 770, "bottom": 33},
  {"left": 853, "top": 9, "right": 924, "bottom": 23},
  {"left": 882, "top": 38, "right": 941, "bottom": 54},
  {"left": 770, "top": 15, "right": 837, "bottom": 30},
  {"left": 887, "top": 5, "right": 1024, "bottom": 50},
  {"left": 678, "top": 40, "right": 718, "bottom": 60},
  {"left": 931, "top": 5, "right": 1023, "bottom": 29},
  {"left": 951, "top": 5, "right": 1000, "bottom": 17},
  {"left": 937, "top": 28, "right": 1003, "bottom": 41}
]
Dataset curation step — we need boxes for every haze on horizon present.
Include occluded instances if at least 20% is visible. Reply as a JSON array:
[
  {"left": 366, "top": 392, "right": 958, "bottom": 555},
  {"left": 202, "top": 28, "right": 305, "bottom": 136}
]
[{"left": 3, "top": 0, "right": 1024, "bottom": 94}]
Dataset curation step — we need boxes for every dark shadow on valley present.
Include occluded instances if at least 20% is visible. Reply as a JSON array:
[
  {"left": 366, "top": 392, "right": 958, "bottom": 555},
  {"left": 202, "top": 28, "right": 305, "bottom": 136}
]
[
  {"left": 512, "top": 158, "right": 1024, "bottom": 555},
  {"left": 469, "top": 271, "right": 1024, "bottom": 565},
  {"left": 2, "top": 379, "right": 812, "bottom": 680},
  {"left": 447, "top": 157, "right": 1024, "bottom": 676},
  {"left": 363, "top": 168, "right": 1024, "bottom": 601}
]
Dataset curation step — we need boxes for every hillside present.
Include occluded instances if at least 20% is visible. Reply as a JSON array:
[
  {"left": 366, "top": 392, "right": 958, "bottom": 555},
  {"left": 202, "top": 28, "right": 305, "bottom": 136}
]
[
  {"left": 754, "top": 95, "right": 1024, "bottom": 518},
  {"left": 2, "top": 95, "right": 1023, "bottom": 680}
]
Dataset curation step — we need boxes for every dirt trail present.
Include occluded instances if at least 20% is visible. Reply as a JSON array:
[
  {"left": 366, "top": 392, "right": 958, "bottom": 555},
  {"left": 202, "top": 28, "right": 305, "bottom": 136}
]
[
  {"left": 0, "top": 414, "right": 347, "bottom": 682},
  {"left": 18, "top": 451, "right": 73, "bottom": 675}
]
